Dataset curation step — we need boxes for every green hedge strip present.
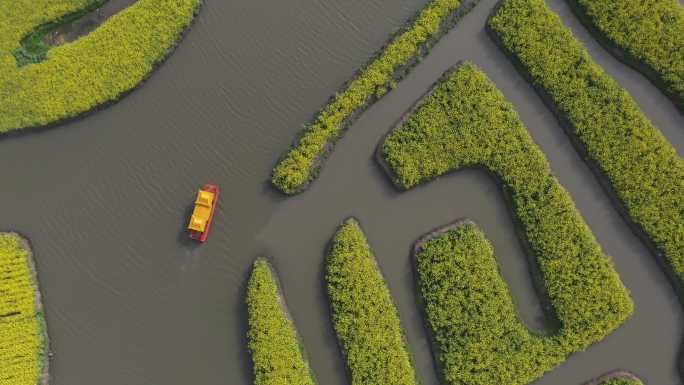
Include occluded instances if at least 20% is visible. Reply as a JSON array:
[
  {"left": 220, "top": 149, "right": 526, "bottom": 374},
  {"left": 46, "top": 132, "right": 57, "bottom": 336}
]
[
  {"left": 600, "top": 376, "right": 644, "bottom": 385},
  {"left": 382, "top": 62, "right": 633, "bottom": 385},
  {"left": 415, "top": 224, "right": 557, "bottom": 385},
  {"left": 0, "top": 233, "right": 49, "bottom": 385},
  {"left": 326, "top": 218, "right": 418, "bottom": 385},
  {"left": 569, "top": 0, "right": 684, "bottom": 112},
  {"left": 271, "top": 0, "right": 479, "bottom": 195},
  {"left": 587, "top": 371, "right": 645, "bottom": 385},
  {"left": 488, "top": 0, "right": 684, "bottom": 285},
  {"left": 246, "top": 260, "right": 316, "bottom": 385},
  {"left": 0, "top": 0, "right": 200, "bottom": 133}
]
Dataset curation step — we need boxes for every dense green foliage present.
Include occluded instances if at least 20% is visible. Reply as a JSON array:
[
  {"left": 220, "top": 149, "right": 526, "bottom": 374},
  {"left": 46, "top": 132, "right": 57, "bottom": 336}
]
[
  {"left": 326, "top": 218, "right": 417, "bottom": 385},
  {"left": 570, "top": 0, "right": 684, "bottom": 111},
  {"left": 416, "top": 222, "right": 632, "bottom": 385},
  {"left": 12, "top": 0, "right": 107, "bottom": 66},
  {"left": 0, "top": 0, "right": 200, "bottom": 132},
  {"left": 272, "top": 0, "right": 473, "bottom": 194},
  {"left": 246, "top": 260, "right": 316, "bottom": 385},
  {"left": 0, "top": 233, "right": 48, "bottom": 385},
  {"left": 383, "top": 62, "right": 633, "bottom": 385},
  {"left": 489, "top": 0, "right": 684, "bottom": 284}
]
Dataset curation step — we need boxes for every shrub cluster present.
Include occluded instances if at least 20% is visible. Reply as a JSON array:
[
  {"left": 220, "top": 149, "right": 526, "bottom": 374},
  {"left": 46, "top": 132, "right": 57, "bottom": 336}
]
[
  {"left": 488, "top": 0, "right": 684, "bottom": 285},
  {"left": 416, "top": 224, "right": 561, "bottom": 385},
  {"left": 0, "top": 0, "right": 200, "bottom": 132},
  {"left": 246, "top": 260, "right": 316, "bottom": 385},
  {"left": 0, "top": 233, "right": 48, "bottom": 385},
  {"left": 326, "top": 218, "right": 417, "bottom": 385},
  {"left": 383, "top": 62, "right": 633, "bottom": 385},
  {"left": 569, "top": 0, "right": 684, "bottom": 112},
  {"left": 271, "top": 0, "right": 475, "bottom": 195},
  {"left": 599, "top": 375, "right": 644, "bottom": 385}
]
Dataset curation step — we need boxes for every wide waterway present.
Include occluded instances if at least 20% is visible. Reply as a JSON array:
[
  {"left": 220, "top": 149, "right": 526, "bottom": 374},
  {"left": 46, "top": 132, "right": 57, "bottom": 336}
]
[{"left": 1, "top": 0, "right": 683, "bottom": 384}]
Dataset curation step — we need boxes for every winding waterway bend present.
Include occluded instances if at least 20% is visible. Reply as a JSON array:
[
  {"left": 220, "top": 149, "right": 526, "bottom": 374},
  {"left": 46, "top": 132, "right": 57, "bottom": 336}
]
[{"left": 2, "top": 0, "right": 683, "bottom": 384}]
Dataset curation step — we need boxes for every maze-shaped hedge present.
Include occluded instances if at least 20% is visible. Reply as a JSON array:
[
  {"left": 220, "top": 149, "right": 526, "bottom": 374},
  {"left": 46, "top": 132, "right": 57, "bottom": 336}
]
[
  {"left": 382, "top": 62, "right": 633, "bottom": 385},
  {"left": 246, "top": 260, "right": 316, "bottom": 385},
  {"left": 0, "top": 233, "right": 48, "bottom": 385},
  {"left": 271, "top": 0, "right": 480, "bottom": 195},
  {"left": 488, "top": 0, "right": 684, "bottom": 286},
  {"left": 326, "top": 218, "right": 417, "bottom": 385},
  {"left": 0, "top": 0, "right": 200, "bottom": 133},
  {"left": 568, "top": 0, "right": 684, "bottom": 112}
]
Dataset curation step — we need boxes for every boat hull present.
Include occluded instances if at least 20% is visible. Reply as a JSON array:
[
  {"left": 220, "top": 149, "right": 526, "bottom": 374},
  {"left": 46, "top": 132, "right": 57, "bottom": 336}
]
[{"left": 189, "top": 184, "right": 219, "bottom": 242}]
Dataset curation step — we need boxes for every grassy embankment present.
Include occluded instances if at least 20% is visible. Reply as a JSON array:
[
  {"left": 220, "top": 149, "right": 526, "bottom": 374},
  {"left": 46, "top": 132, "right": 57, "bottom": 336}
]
[
  {"left": 326, "top": 218, "right": 417, "bottom": 385},
  {"left": 0, "top": 233, "right": 48, "bottom": 385},
  {"left": 568, "top": 0, "right": 684, "bottom": 112},
  {"left": 594, "top": 372, "right": 644, "bottom": 385},
  {"left": 0, "top": 0, "right": 201, "bottom": 133},
  {"left": 382, "top": 62, "right": 633, "bottom": 385},
  {"left": 246, "top": 260, "right": 316, "bottom": 385},
  {"left": 272, "top": 0, "right": 480, "bottom": 195},
  {"left": 488, "top": 0, "right": 684, "bottom": 287}
]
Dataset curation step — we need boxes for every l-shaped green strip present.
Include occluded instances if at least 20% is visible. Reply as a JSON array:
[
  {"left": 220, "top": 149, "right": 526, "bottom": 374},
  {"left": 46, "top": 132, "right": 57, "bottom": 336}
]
[{"left": 382, "top": 62, "right": 633, "bottom": 385}]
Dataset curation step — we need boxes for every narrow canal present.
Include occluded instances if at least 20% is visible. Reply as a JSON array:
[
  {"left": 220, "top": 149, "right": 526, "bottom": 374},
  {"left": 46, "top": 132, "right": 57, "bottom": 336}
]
[{"left": 0, "top": 0, "right": 682, "bottom": 384}]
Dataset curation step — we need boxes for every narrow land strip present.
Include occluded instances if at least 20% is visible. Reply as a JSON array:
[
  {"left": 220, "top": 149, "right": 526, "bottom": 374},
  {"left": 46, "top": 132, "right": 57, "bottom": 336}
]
[
  {"left": 271, "top": 0, "right": 481, "bottom": 195},
  {"left": 566, "top": 0, "right": 684, "bottom": 113},
  {"left": 326, "top": 218, "right": 418, "bottom": 385},
  {"left": 246, "top": 259, "right": 317, "bottom": 385},
  {"left": 0, "top": 233, "right": 49, "bottom": 385}
]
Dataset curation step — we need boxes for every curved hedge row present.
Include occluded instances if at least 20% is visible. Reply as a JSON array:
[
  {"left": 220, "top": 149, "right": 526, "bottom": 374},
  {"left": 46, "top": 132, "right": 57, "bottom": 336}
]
[
  {"left": 0, "top": 233, "right": 48, "bottom": 385},
  {"left": 596, "top": 373, "right": 644, "bottom": 385},
  {"left": 246, "top": 260, "right": 316, "bottom": 385},
  {"left": 601, "top": 378, "right": 642, "bottom": 385},
  {"left": 382, "top": 62, "right": 633, "bottom": 385},
  {"left": 326, "top": 218, "right": 417, "bottom": 385},
  {"left": 488, "top": 0, "right": 684, "bottom": 286},
  {"left": 271, "top": 0, "right": 480, "bottom": 195},
  {"left": 416, "top": 223, "right": 629, "bottom": 385},
  {"left": 0, "top": 0, "right": 200, "bottom": 133},
  {"left": 568, "top": 0, "right": 684, "bottom": 112}
]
